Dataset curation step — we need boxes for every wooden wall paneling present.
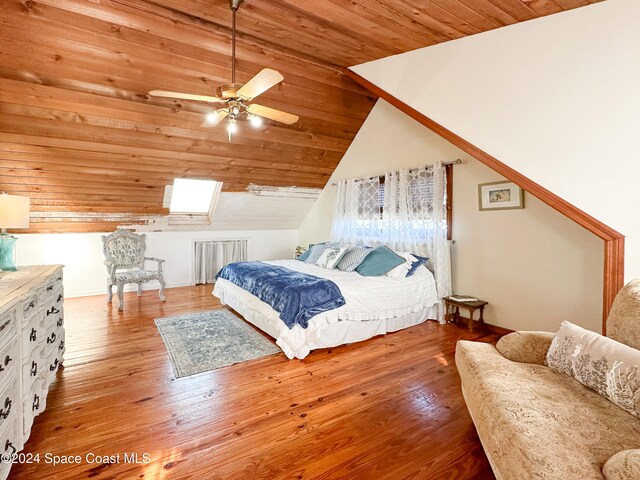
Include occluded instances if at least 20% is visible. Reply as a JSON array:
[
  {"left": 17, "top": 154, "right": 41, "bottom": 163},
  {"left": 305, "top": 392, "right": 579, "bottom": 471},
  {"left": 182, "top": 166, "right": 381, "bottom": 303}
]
[{"left": 344, "top": 68, "right": 624, "bottom": 332}]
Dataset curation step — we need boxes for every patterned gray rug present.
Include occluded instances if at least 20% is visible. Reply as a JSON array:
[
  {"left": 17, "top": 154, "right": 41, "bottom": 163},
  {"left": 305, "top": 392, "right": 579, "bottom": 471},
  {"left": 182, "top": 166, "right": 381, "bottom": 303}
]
[{"left": 154, "top": 309, "right": 280, "bottom": 378}]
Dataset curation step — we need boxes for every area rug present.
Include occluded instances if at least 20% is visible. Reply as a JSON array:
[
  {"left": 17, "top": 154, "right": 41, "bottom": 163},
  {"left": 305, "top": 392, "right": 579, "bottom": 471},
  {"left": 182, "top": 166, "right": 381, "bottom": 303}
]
[{"left": 154, "top": 309, "right": 280, "bottom": 378}]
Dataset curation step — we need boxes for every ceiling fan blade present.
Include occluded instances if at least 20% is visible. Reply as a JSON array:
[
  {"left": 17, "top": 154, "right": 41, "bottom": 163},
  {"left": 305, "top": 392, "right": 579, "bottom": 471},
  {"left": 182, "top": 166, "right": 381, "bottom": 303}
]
[
  {"left": 246, "top": 104, "right": 299, "bottom": 125},
  {"left": 201, "top": 109, "right": 229, "bottom": 127},
  {"left": 148, "top": 90, "right": 225, "bottom": 103},
  {"left": 237, "top": 68, "right": 284, "bottom": 100}
]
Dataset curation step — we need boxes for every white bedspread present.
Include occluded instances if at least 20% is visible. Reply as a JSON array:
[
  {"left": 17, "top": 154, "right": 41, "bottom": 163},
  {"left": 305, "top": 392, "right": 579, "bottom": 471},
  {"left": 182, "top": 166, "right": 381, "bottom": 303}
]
[{"left": 213, "top": 259, "right": 439, "bottom": 359}]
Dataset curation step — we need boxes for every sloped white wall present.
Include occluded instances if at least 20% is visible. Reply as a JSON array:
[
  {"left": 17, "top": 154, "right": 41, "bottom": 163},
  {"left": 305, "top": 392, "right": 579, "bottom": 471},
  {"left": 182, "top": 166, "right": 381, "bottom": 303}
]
[
  {"left": 352, "top": 0, "right": 640, "bottom": 281},
  {"left": 300, "top": 100, "right": 603, "bottom": 332}
]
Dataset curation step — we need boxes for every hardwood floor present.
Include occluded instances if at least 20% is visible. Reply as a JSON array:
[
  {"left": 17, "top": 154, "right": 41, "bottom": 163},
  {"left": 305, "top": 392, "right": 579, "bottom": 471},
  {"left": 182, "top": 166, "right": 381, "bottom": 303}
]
[{"left": 10, "top": 286, "right": 497, "bottom": 479}]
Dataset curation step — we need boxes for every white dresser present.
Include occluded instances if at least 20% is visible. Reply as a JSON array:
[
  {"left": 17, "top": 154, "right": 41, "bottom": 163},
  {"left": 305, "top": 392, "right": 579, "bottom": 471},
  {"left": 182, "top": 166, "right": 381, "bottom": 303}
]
[{"left": 0, "top": 265, "right": 65, "bottom": 479}]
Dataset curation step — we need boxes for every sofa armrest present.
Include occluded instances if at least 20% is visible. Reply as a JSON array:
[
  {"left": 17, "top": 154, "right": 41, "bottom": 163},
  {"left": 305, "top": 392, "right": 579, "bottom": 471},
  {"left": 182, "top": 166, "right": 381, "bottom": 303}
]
[
  {"left": 603, "top": 450, "right": 640, "bottom": 480},
  {"left": 496, "top": 331, "right": 555, "bottom": 365}
]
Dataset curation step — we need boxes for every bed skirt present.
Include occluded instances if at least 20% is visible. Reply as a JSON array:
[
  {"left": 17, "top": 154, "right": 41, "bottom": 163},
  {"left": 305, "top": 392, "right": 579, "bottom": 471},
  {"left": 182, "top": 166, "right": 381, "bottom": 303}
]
[{"left": 213, "top": 278, "right": 438, "bottom": 359}]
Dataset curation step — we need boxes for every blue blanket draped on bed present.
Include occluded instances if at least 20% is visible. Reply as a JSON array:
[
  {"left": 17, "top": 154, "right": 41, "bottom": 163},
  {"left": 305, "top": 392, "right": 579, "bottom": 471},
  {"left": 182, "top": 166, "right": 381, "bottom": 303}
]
[{"left": 216, "top": 261, "right": 345, "bottom": 329}]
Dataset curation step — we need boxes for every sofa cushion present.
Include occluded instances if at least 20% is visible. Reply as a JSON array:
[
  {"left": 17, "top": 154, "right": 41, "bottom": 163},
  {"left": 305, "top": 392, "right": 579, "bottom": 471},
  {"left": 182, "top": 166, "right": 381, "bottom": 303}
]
[
  {"left": 456, "top": 340, "right": 640, "bottom": 480},
  {"left": 547, "top": 321, "right": 640, "bottom": 419},
  {"left": 603, "top": 449, "right": 640, "bottom": 480},
  {"left": 496, "top": 331, "right": 555, "bottom": 365},
  {"left": 607, "top": 279, "right": 640, "bottom": 350}
]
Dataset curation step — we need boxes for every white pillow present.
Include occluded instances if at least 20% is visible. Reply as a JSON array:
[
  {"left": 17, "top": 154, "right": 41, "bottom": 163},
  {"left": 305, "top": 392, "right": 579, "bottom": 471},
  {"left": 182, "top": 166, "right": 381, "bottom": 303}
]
[
  {"left": 315, "top": 246, "right": 350, "bottom": 269},
  {"left": 385, "top": 251, "right": 416, "bottom": 279},
  {"left": 546, "top": 321, "right": 640, "bottom": 418}
]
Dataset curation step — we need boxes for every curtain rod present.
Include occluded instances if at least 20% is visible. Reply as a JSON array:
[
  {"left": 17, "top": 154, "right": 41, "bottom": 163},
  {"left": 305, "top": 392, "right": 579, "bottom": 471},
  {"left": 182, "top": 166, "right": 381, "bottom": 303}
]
[{"left": 329, "top": 159, "right": 463, "bottom": 187}]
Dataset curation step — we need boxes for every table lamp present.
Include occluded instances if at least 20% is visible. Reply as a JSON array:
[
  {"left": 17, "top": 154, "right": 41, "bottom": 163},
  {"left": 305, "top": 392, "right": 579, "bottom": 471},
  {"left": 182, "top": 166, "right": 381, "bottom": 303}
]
[{"left": 0, "top": 193, "right": 30, "bottom": 272}]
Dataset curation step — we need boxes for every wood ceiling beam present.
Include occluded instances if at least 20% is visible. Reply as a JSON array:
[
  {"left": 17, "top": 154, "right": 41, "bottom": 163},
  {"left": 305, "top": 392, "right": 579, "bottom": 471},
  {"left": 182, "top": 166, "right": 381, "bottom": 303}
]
[{"left": 345, "top": 67, "right": 623, "bottom": 333}]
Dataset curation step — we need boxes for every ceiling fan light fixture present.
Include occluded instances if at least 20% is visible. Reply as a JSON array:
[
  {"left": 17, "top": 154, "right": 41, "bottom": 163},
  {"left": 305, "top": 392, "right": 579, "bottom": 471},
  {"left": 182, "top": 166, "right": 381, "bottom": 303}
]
[
  {"left": 249, "top": 114, "right": 263, "bottom": 128},
  {"left": 227, "top": 118, "right": 238, "bottom": 137}
]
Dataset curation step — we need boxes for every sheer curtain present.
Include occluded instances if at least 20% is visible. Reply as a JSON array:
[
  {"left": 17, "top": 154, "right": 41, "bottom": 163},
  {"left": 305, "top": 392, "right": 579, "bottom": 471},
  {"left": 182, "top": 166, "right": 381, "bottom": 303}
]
[
  {"left": 194, "top": 240, "right": 248, "bottom": 284},
  {"left": 331, "top": 163, "right": 452, "bottom": 321}
]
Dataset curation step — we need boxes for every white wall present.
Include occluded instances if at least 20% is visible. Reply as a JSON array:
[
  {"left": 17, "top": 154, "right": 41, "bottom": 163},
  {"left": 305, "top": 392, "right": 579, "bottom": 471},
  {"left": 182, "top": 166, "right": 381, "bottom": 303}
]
[
  {"left": 16, "top": 230, "right": 298, "bottom": 297},
  {"left": 300, "top": 100, "right": 603, "bottom": 332},
  {"left": 352, "top": 0, "right": 640, "bottom": 281}
]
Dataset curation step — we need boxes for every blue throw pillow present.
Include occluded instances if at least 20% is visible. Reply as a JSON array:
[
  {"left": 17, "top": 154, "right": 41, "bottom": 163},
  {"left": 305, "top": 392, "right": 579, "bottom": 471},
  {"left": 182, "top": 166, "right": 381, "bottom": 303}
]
[
  {"left": 297, "top": 248, "right": 312, "bottom": 261},
  {"left": 336, "top": 245, "right": 371, "bottom": 272},
  {"left": 407, "top": 254, "right": 429, "bottom": 276},
  {"left": 355, "top": 246, "right": 406, "bottom": 276}
]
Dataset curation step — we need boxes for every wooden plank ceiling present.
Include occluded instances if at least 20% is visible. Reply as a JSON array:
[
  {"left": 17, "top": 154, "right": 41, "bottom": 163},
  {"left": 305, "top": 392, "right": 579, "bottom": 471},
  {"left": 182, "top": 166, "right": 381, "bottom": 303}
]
[{"left": 0, "top": 0, "right": 598, "bottom": 232}]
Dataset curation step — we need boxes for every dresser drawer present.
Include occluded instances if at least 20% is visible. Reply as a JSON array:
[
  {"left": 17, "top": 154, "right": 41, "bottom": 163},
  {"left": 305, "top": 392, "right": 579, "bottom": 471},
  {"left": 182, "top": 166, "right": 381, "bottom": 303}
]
[
  {"left": 21, "top": 345, "right": 47, "bottom": 401},
  {"left": 0, "top": 308, "right": 17, "bottom": 347},
  {"left": 0, "top": 341, "right": 17, "bottom": 390},
  {"left": 21, "top": 309, "right": 46, "bottom": 362},
  {"left": 0, "top": 415, "right": 19, "bottom": 480},
  {"left": 21, "top": 294, "right": 41, "bottom": 325},
  {"left": 39, "top": 273, "right": 63, "bottom": 303},
  {"left": 23, "top": 378, "right": 46, "bottom": 439},
  {"left": 0, "top": 376, "right": 18, "bottom": 435}
]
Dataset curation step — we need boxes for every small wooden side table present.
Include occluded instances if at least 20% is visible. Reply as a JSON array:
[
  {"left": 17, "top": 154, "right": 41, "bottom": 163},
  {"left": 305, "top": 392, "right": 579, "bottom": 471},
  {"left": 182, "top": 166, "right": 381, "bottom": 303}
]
[{"left": 444, "top": 296, "right": 488, "bottom": 332}]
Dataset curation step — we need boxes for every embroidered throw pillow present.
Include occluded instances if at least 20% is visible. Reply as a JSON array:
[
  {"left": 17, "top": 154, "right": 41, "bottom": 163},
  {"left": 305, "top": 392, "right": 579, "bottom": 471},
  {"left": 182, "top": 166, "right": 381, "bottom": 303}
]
[
  {"left": 315, "top": 246, "right": 349, "bottom": 269},
  {"left": 407, "top": 254, "right": 429, "bottom": 277},
  {"left": 336, "top": 245, "right": 371, "bottom": 272},
  {"left": 355, "top": 246, "right": 406, "bottom": 277},
  {"left": 546, "top": 321, "right": 640, "bottom": 418},
  {"left": 385, "top": 251, "right": 416, "bottom": 279}
]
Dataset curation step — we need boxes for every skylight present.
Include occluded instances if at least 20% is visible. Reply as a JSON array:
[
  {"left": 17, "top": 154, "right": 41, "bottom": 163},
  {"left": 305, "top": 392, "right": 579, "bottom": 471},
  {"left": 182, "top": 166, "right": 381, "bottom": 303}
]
[{"left": 169, "top": 178, "right": 220, "bottom": 214}]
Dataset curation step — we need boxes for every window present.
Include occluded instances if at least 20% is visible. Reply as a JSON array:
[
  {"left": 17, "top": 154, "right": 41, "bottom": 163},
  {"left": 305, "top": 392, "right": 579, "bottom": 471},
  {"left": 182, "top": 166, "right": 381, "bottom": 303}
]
[{"left": 165, "top": 178, "right": 222, "bottom": 225}]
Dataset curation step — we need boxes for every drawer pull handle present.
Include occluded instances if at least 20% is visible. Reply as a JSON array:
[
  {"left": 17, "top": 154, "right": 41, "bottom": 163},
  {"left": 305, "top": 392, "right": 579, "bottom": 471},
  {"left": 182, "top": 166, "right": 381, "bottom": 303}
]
[
  {"left": 49, "top": 359, "right": 59, "bottom": 371},
  {"left": 0, "top": 397, "right": 12, "bottom": 419},
  {"left": 32, "top": 394, "right": 40, "bottom": 411},
  {"left": 0, "top": 318, "right": 11, "bottom": 334},
  {"left": 57, "top": 318, "right": 63, "bottom": 327},
  {"left": 59, "top": 341, "right": 65, "bottom": 351},
  {"left": 25, "top": 300, "right": 36, "bottom": 312},
  {"left": 57, "top": 293, "right": 63, "bottom": 303},
  {"left": 30, "top": 361, "right": 37, "bottom": 377},
  {"left": 4, "top": 440, "right": 15, "bottom": 455},
  {"left": 47, "top": 306, "right": 60, "bottom": 316},
  {"left": 46, "top": 285, "right": 54, "bottom": 292},
  {"left": 4, "top": 355, "right": 11, "bottom": 367},
  {"left": 47, "top": 332, "right": 57, "bottom": 344},
  {"left": 29, "top": 328, "right": 37, "bottom": 342}
]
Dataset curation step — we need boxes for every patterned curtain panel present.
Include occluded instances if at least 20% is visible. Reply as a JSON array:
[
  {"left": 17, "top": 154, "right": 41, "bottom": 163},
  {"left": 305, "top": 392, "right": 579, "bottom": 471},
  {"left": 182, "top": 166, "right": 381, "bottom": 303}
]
[
  {"left": 194, "top": 240, "right": 248, "bottom": 285},
  {"left": 331, "top": 163, "right": 452, "bottom": 320}
]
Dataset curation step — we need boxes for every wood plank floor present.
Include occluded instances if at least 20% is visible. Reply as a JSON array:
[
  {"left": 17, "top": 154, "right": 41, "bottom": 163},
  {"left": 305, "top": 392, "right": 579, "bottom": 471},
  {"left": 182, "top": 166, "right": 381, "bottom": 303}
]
[{"left": 10, "top": 286, "right": 498, "bottom": 479}]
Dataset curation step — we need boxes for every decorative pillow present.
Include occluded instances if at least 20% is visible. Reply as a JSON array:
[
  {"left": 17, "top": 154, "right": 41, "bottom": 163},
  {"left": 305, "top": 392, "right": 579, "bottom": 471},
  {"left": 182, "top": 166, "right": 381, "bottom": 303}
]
[
  {"left": 406, "top": 254, "right": 429, "bottom": 277},
  {"left": 385, "top": 251, "right": 415, "bottom": 279},
  {"left": 297, "top": 248, "right": 312, "bottom": 262},
  {"left": 336, "top": 245, "right": 371, "bottom": 272},
  {"left": 603, "top": 449, "right": 640, "bottom": 480},
  {"left": 315, "top": 246, "right": 349, "bottom": 269},
  {"left": 304, "top": 242, "right": 331, "bottom": 264},
  {"left": 546, "top": 321, "right": 640, "bottom": 418},
  {"left": 355, "top": 246, "right": 406, "bottom": 277}
]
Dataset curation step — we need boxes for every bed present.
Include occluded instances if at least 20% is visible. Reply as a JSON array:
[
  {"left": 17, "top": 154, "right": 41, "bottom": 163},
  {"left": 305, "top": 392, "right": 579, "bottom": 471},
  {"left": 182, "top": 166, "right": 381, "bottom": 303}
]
[{"left": 212, "top": 259, "right": 439, "bottom": 359}]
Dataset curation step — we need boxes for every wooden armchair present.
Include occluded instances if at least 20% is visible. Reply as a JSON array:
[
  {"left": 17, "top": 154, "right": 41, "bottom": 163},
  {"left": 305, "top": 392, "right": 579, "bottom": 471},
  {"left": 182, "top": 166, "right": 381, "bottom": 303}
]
[{"left": 101, "top": 229, "right": 166, "bottom": 311}]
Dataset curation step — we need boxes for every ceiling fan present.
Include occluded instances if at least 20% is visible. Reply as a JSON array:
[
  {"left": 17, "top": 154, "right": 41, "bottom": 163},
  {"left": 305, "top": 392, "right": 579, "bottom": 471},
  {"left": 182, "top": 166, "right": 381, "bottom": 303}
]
[{"left": 148, "top": 0, "right": 299, "bottom": 139}]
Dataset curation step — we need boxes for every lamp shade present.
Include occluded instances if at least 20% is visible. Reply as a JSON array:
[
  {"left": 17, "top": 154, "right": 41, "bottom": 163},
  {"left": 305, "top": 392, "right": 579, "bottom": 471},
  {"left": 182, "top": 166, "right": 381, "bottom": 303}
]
[{"left": 0, "top": 194, "right": 30, "bottom": 229}]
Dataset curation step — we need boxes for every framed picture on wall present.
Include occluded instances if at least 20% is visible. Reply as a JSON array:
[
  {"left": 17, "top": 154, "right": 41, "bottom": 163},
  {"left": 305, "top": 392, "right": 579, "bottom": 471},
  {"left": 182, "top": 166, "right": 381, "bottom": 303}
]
[{"left": 478, "top": 181, "right": 524, "bottom": 211}]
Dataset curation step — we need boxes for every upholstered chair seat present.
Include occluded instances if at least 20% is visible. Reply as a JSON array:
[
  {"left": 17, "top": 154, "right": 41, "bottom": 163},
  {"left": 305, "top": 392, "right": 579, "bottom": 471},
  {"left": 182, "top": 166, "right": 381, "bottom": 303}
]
[{"left": 102, "top": 229, "right": 166, "bottom": 311}]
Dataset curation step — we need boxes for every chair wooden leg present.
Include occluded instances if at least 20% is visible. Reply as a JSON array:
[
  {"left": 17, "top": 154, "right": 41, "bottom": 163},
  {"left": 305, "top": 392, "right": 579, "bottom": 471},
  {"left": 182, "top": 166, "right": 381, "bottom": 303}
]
[
  {"left": 137, "top": 283, "right": 142, "bottom": 297},
  {"left": 117, "top": 284, "right": 124, "bottom": 312},
  {"left": 107, "top": 284, "right": 113, "bottom": 303},
  {"left": 158, "top": 277, "right": 166, "bottom": 302}
]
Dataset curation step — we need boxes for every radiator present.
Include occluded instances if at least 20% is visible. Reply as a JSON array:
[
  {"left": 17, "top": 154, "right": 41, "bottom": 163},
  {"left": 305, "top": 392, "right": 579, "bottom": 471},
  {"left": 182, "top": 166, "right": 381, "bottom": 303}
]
[{"left": 194, "top": 239, "right": 248, "bottom": 285}]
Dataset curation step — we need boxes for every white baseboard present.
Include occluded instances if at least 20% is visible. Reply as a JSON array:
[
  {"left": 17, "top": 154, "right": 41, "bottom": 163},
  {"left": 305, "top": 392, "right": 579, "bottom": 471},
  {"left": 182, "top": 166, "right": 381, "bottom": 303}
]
[{"left": 64, "top": 281, "right": 194, "bottom": 299}]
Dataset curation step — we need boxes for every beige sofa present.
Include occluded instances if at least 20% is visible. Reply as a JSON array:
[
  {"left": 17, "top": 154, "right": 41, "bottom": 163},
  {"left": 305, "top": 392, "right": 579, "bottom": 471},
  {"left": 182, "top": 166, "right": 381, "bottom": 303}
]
[{"left": 456, "top": 280, "right": 640, "bottom": 480}]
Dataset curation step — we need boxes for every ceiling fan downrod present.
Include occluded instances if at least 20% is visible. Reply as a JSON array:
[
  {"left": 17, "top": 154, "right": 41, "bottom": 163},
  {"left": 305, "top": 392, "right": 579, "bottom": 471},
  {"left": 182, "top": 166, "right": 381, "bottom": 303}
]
[{"left": 230, "top": 0, "right": 244, "bottom": 84}]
